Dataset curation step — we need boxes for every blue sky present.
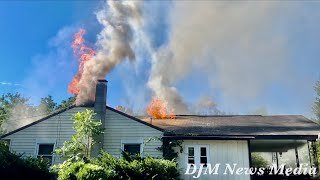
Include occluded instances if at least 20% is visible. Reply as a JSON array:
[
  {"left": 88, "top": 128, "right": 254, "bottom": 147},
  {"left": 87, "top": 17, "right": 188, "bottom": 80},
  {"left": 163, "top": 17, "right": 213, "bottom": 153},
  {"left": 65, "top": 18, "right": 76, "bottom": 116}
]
[{"left": 0, "top": 1, "right": 319, "bottom": 118}]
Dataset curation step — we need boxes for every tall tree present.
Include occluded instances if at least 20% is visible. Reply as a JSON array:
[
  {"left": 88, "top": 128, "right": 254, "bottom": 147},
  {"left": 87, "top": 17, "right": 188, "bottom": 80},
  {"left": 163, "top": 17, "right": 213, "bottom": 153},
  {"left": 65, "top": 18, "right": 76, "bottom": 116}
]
[
  {"left": 56, "top": 96, "right": 76, "bottom": 111},
  {"left": 38, "top": 95, "right": 57, "bottom": 114},
  {"left": 0, "top": 93, "right": 35, "bottom": 133},
  {"left": 313, "top": 80, "right": 320, "bottom": 122}
]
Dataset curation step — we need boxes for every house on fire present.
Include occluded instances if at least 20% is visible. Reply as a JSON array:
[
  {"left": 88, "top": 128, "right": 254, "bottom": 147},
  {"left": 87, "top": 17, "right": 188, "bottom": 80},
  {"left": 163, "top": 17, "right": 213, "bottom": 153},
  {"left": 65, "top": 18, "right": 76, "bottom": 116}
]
[{"left": 1, "top": 80, "right": 320, "bottom": 180}]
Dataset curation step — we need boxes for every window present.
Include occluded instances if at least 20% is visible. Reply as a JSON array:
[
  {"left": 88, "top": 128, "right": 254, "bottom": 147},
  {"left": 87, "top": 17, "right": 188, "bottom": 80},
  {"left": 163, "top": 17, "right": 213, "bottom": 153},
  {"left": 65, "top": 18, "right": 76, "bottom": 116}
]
[
  {"left": 188, "top": 147, "right": 195, "bottom": 164},
  {"left": 123, "top": 144, "right": 141, "bottom": 155},
  {"left": 121, "top": 139, "right": 143, "bottom": 156},
  {"left": 200, "top": 147, "right": 208, "bottom": 166},
  {"left": 186, "top": 145, "right": 209, "bottom": 167},
  {"left": 36, "top": 144, "right": 54, "bottom": 164}
]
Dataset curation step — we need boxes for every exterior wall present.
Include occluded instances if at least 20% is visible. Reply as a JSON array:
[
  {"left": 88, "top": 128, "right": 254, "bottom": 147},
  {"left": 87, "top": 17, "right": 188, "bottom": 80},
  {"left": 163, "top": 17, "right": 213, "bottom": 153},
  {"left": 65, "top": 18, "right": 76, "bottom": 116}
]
[
  {"left": 5, "top": 107, "right": 89, "bottom": 164},
  {"left": 178, "top": 140, "right": 250, "bottom": 180},
  {"left": 103, "top": 109, "right": 163, "bottom": 158},
  {"left": 4, "top": 107, "right": 163, "bottom": 165}
]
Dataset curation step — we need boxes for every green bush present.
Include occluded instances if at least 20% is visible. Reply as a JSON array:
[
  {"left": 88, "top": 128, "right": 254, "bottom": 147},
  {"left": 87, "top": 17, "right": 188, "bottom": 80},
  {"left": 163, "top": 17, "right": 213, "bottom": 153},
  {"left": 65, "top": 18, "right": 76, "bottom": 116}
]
[
  {"left": 92, "top": 151, "right": 180, "bottom": 180},
  {"left": 56, "top": 161, "right": 114, "bottom": 180},
  {"left": 56, "top": 161, "right": 84, "bottom": 180},
  {"left": 0, "top": 141, "right": 53, "bottom": 180},
  {"left": 56, "top": 151, "right": 180, "bottom": 180},
  {"left": 77, "top": 163, "right": 107, "bottom": 180}
]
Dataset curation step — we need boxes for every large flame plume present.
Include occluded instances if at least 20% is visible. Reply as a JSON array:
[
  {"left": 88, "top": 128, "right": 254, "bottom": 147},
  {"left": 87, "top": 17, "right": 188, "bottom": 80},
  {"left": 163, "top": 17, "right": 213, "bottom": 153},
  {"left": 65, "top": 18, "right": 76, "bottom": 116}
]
[
  {"left": 74, "top": 1, "right": 142, "bottom": 105},
  {"left": 146, "top": 98, "right": 176, "bottom": 119},
  {"left": 68, "top": 29, "right": 95, "bottom": 95}
]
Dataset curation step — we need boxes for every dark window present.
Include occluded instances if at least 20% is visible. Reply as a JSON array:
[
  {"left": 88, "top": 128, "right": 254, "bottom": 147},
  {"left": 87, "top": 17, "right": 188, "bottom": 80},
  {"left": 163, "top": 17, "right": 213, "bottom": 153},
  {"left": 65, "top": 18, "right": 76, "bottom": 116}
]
[
  {"left": 37, "top": 144, "right": 54, "bottom": 164},
  {"left": 123, "top": 144, "right": 141, "bottom": 155},
  {"left": 188, "top": 147, "right": 195, "bottom": 164},
  {"left": 200, "top": 147, "right": 207, "bottom": 166}
]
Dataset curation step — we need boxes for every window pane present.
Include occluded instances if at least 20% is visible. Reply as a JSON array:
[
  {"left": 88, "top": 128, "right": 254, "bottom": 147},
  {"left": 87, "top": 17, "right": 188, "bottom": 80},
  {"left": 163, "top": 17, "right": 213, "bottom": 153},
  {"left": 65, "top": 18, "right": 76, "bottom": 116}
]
[
  {"left": 188, "top": 158, "right": 195, "bottom": 164},
  {"left": 201, "top": 147, "right": 206, "bottom": 156},
  {"left": 124, "top": 144, "right": 140, "bottom": 155},
  {"left": 38, "top": 144, "right": 54, "bottom": 155},
  {"left": 200, "top": 157, "right": 207, "bottom": 164},
  {"left": 188, "top": 147, "right": 194, "bottom": 156}
]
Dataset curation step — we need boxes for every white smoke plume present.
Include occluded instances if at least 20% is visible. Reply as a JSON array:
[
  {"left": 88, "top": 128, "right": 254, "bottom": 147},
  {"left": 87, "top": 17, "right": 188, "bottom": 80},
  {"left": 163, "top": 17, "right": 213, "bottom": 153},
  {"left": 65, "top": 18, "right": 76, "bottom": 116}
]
[
  {"left": 148, "top": 1, "right": 299, "bottom": 113},
  {"left": 76, "top": 0, "right": 142, "bottom": 105}
]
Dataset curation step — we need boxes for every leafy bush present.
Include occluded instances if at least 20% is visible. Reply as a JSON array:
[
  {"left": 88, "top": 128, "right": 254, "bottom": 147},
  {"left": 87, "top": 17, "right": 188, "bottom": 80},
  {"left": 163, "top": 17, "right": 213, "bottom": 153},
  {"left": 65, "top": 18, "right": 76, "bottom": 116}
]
[
  {"left": 55, "top": 151, "right": 180, "bottom": 180},
  {"left": 55, "top": 160, "right": 113, "bottom": 180},
  {"left": 0, "top": 141, "right": 53, "bottom": 180},
  {"left": 92, "top": 151, "right": 180, "bottom": 180}
]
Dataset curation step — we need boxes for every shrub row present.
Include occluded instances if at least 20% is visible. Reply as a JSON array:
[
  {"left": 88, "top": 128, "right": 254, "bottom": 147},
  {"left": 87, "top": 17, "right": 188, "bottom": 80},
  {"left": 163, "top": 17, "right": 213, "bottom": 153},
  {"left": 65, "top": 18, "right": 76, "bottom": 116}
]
[
  {"left": 0, "top": 142, "right": 53, "bottom": 180},
  {"left": 55, "top": 151, "right": 180, "bottom": 180}
]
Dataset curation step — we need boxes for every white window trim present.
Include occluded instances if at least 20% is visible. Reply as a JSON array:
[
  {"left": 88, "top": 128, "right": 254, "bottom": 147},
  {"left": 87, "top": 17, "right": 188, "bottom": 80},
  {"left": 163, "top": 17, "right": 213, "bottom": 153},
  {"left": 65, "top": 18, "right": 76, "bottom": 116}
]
[
  {"left": 185, "top": 145, "right": 209, "bottom": 168},
  {"left": 121, "top": 139, "right": 144, "bottom": 157},
  {"left": 34, "top": 139, "right": 56, "bottom": 165}
]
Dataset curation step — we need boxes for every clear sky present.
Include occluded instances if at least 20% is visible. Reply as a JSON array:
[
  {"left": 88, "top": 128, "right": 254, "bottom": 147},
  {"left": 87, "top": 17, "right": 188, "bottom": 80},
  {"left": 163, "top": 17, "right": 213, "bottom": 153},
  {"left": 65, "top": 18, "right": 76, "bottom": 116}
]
[{"left": 0, "top": 1, "right": 319, "bottom": 118}]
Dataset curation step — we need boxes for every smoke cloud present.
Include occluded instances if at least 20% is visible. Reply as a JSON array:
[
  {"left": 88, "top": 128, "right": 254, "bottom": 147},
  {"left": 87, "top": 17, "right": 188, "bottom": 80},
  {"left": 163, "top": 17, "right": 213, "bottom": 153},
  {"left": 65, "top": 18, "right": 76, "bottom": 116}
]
[
  {"left": 76, "top": 1, "right": 143, "bottom": 105},
  {"left": 148, "top": 1, "right": 297, "bottom": 113}
]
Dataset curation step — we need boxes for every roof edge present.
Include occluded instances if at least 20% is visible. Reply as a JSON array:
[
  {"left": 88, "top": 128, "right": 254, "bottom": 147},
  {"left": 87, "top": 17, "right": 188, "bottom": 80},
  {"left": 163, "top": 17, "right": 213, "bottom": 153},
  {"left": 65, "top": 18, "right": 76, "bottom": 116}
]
[
  {"left": 163, "top": 134, "right": 319, "bottom": 141},
  {"left": 106, "top": 106, "right": 165, "bottom": 132}
]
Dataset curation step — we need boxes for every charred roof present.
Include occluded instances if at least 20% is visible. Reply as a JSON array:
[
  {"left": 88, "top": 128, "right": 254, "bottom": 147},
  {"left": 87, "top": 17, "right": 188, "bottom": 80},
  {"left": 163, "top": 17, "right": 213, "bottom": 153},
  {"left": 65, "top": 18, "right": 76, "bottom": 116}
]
[{"left": 139, "top": 115, "right": 320, "bottom": 140}]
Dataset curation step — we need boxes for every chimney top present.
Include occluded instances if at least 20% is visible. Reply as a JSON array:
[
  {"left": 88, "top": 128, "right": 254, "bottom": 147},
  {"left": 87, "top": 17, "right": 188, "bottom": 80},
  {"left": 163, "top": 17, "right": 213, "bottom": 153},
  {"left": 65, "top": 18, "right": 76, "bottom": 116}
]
[{"left": 97, "top": 79, "right": 108, "bottom": 83}]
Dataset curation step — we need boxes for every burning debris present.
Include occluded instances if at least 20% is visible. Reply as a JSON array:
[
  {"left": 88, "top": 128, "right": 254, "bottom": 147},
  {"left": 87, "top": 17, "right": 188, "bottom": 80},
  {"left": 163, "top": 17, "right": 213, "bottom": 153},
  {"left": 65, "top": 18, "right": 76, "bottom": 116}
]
[{"left": 146, "top": 98, "right": 176, "bottom": 119}]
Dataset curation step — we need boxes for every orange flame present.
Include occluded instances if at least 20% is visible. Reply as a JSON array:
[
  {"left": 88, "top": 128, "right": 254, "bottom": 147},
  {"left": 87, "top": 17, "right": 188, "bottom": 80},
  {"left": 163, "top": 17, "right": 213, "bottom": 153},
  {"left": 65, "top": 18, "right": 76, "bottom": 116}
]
[
  {"left": 146, "top": 98, "right": 176, "bottom": 119},
  {"left": 68, "top": 28, "right": 95, "bottom": 95}
]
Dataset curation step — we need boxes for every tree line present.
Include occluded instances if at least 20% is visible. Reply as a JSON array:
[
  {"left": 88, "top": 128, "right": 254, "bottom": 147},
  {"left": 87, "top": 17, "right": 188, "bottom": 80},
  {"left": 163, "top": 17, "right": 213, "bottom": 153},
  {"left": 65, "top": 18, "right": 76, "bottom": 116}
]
[{"left": 0, "top": 93, "right": 76, "bottom": 133}]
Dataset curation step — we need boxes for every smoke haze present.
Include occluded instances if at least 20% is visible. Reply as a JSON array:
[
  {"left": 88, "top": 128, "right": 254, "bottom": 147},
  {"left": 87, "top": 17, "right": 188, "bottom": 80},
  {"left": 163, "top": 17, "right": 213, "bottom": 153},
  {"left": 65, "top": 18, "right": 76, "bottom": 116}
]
[{"left": 148, "top": 1, "right": 295, "bottom": 114}]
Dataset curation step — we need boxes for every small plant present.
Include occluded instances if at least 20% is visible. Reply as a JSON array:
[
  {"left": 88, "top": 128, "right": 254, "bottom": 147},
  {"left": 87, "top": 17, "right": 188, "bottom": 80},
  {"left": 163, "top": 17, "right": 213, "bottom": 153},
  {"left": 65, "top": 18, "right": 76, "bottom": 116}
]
[{"left": 54, "top": 109, "right": 104, "bottom": 161}]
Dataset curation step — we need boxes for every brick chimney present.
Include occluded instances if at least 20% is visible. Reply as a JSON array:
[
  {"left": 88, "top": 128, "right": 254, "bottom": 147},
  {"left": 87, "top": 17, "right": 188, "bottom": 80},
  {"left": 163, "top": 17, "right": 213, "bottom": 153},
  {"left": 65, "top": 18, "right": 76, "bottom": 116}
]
[{"left": 91, "top": 79, "right": 107, "bottom": 157}]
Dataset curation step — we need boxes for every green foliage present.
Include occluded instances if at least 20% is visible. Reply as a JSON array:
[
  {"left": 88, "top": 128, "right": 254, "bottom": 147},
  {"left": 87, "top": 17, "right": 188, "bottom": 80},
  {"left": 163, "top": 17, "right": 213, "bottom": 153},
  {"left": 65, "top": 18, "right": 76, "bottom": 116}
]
[
  {"left": 0, "top": 92, "right": 77, "bottom": 133},
  {"left": 0, "top": 93, "right": 33, "bottom": 132},
  {"left": 0, "top": 141, "right": 53, "bottom": 179},
  {"left": 38, "top": 95, "right": 57, "bottom": 114},
  {"left": 56, "top": 151, "right": 180, "bottom": 180},
  {"left": 56, "top": 96, "right": 76, "bottom": 110},
  {"left": 56, "top": 160, "right": 84, "bottom": 180},
  {"left": 55, "top": 159, "right": 114, "bottom": 180},
  {"left": 55, "top": 109, "right": 104, "bottom": 160},
  {"left": 93, "top": 151, "right": 180, "bottom": 180},
  {"left": 313, "top": 80, "right": 320, "bottom": 122},
  {"left": 251, "top": 153, "right": 268, "bottom": 167},
  {"left": 76, "top": 163, "right": 106, "bottom": 180},
  {"left": 157, "top": 138, "right": 183, "bottom": 161}
]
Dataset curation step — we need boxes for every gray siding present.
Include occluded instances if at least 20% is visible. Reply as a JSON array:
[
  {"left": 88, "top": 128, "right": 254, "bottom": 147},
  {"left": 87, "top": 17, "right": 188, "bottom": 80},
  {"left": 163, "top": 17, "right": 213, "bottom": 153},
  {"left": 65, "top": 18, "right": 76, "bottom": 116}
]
[
  {"left": 5, "top": 107, "right": 163, "bottom": 164},
  {"left": 103, "top": 109, "right": 163, "bottom": 158},
  {"left": 6, "top": 107, "right": 90, "bottom": 164}
]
